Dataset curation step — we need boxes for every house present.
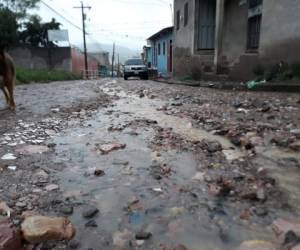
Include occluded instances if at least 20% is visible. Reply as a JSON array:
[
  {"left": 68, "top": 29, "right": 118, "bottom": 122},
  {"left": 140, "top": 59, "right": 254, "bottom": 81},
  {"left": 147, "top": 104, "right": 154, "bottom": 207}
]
[
  {"left": 147, "top": 27, "right": 174, "bottom": 77},
  {"left": 173, "top": 0, "right": 300, "bottom": 80},
  {"left": 142, "top": 45, "right": 152, "bottom": 68}
]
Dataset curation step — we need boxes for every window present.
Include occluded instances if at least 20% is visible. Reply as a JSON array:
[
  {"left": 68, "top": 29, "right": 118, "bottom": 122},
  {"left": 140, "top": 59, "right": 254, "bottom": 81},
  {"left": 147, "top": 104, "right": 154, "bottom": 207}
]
[
  {"left": 176, "top": 10, "right": 180, "bottom": 30},
  {"left": 163, "top": 42, "right": 166, "bottom": 55},
  {"left": 184, "top": 2, "right": 189, "bottom": 26},
  {"left": 247, "top": 0, "right": 263, "bottom": 50},
  {"left": 158, "top": 43, "right": 161, "bottom": 55}
]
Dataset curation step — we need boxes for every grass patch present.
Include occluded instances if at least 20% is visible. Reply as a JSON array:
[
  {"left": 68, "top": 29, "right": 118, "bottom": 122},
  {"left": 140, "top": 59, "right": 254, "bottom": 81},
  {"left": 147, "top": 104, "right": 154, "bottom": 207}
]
[{"left": 16, "top": 67, "right": 82, "bottom": 84}]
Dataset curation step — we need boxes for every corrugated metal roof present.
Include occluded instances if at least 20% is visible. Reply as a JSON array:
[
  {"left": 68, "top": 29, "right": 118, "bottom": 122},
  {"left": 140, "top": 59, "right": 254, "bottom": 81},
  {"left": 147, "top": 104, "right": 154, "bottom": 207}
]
[{"left": 147, "top": 26, "right": 174, "bottom": 41}]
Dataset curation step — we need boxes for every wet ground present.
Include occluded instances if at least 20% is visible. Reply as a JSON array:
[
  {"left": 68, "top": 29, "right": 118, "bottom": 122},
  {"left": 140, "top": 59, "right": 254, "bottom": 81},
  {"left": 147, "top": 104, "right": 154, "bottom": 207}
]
[{"left": 0, "top": 79, "right": 300, "bottom": 250}]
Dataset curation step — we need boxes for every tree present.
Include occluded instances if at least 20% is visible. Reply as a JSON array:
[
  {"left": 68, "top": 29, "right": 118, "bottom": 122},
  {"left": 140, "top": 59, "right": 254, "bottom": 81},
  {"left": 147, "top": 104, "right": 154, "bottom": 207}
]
[
  {"left": 0, "top": 7, "right": 18, "bottom": 49},
  {"left": 0, "top": 0, "right": 40, "bottom": 18},
  {"left": 19, "top": 16, "right": 61, "bottom": 47}
]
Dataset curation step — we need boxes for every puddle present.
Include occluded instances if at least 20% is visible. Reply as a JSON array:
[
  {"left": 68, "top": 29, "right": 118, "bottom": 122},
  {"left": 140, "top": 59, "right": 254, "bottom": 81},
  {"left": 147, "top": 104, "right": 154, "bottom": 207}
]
[
  {"left": 102, "top": 85, "right": 244, "bottom": 161},
  {"left": 48, "top": 83, "right": 299, "bottom": 249}
]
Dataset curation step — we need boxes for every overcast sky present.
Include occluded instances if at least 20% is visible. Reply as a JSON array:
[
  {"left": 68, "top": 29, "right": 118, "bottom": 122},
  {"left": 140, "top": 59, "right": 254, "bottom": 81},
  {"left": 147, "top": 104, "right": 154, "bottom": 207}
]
[{"left": 36, "top": 0, "right": 173, "bottom": 52}]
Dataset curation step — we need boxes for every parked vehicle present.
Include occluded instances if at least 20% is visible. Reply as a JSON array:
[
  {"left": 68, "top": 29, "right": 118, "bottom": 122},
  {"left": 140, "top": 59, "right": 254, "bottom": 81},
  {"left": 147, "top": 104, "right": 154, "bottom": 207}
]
[{"left": 123, "top": 59, "right": 148, "bottom": 80}]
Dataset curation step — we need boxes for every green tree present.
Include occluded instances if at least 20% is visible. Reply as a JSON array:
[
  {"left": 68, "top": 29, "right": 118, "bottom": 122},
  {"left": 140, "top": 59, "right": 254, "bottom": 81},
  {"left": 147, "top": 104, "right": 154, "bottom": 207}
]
[
  {"left": 0, "top": 7, "right": 18, "bottom": 49},
  {"left": 19, "top": 16, "right": 61, "bottom": 47},
  {"left": 0, "top": 0, "right": 40, "bottom": 18}
]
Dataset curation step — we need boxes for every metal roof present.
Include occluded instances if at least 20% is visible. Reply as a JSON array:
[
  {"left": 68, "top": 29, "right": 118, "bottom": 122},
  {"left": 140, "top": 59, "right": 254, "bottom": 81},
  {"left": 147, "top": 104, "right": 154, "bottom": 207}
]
[{"left": 147, "top": 26, "right": 174, "bottom": 41}]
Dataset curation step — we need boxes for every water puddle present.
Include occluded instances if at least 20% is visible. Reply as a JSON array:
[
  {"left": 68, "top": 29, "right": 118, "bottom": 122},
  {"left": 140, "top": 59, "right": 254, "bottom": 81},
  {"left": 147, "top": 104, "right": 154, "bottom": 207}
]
[
  {"left": 48, "top": 83, "right": 299, "bottom": 249},
  {"left": 101, "top": 85, "right": 244, "bottom": 162}
]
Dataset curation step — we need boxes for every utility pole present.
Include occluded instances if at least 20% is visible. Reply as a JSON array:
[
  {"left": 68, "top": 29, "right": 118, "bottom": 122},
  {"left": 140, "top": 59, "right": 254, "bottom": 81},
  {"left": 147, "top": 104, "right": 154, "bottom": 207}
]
[
  {"left": 111, "top": 42, "right": 115, "bottom": 78},
  {"left": 74, "top": 2, "right": 91, "bottom": 79},
  {"left": 117, "top": 53, "right": 120, "bottom": 77}
]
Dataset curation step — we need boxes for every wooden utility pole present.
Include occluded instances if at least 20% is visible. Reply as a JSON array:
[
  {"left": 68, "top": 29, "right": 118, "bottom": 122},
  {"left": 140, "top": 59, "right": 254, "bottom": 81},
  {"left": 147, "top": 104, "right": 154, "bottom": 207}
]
[
  {"left": 117, "top": 53, "right": 120, "bottom": 77},
  {"left": 111, "top": 43, "right": 115, "bottom": 78},
  {"left": 74, "top": 2, "right": 91, "bottom": 79}
]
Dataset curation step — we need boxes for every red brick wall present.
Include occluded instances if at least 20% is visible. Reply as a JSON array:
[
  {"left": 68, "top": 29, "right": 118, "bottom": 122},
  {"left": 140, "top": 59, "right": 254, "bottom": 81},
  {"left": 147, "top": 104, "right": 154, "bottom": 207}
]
[{"left": 71, "top": 48, "right": 99, "bottom": 74}]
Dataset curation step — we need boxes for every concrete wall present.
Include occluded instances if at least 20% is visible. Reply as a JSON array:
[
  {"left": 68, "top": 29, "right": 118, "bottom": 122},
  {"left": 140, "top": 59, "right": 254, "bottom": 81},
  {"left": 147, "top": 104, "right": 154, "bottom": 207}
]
[
  {"left": 259, "top": 0, "right": 300, "bottom": 64},
  {"left": 9, "top": 45, "right": 72, "bottom": 71},
  {"left": 222, "top": 0, "right": 248, "bottom": 67},
  {"left": 174, "top": 0, "right": 198, "bottom": 77}
]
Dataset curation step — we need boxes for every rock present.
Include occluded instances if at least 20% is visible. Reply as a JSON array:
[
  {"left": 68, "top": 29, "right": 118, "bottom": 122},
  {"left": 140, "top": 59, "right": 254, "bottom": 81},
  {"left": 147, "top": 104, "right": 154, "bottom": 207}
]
[
  {"left": 0, "top": 219, "right": 22, "bottom": 250},
  {"left": 0, "top": 202, "right": 13, "bottom": 217},
  {"left": 45, "top": 184, "right": 59, "bottom": 191},
  {"left": 236, "top": 240, "right": 277, "bottom": 250},
  {"left": 33, "top": 170, "right": 49, "bottom": 184},
  {"left": 256, "top": 188, "right": 267, "bottom": 201},
  {"left": 60, "top": 206, "right": 74, "bottom": 215},
  {"left": 135, "top": 232, "right": 152, "bottom": 240},
  {"left": 254, "top": 207, "right": 268, "bottom": 217},
  {"left": 94, "top": 169, "right": 105, "bottom": 177},
  {"left": 272, "top": 218, "right": 300, "bottom": 238},
  {"left": 82, "top": 206, "right": 99, "bottom": 218},
  {"left": 69, "top": 239, "right": 81, "bottom": 249},
  {"left": 206, "top": 141, "right": 222, "bottom": 153},
  {"left": 192, "top": 172, "right": 205, "bottom": 181},
  {"left": 291, "top": 129, "right": 300, "bottom": 139},
  {"left": 283, "top": 231, "right": 300, "bottom": 249},
  {"left": 113, "top": 229, "right": 133, "bottom": 247},
  {"left": 15, "top": 202, "right": 27, "bottom": 208},
  {"left": 289, "top": 141, "right": 300, "bottom": 151},
  {"left": 97, "top": 143, "right": 126, "bottom": 154},
  {"left": 15, "top": 145, "right": 49, "bottom": 155},
  {"left": 174, "top": 245, "right": 188, "bottom": 250},
  {"left": 85, "top": 220, "right": 98, "bottom": 227},
  {"left": 21, "top": 216, "right": 75, "bottom": 244},
  {"left": 1, "top": 153, "right": 17, "bottom": 160}
]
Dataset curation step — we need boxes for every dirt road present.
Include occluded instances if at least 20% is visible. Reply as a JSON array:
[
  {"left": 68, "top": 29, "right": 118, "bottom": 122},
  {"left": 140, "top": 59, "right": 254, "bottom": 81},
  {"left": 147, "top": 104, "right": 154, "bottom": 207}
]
[{"left": 0, "top": 79, "right": 300, "bottom": 250}]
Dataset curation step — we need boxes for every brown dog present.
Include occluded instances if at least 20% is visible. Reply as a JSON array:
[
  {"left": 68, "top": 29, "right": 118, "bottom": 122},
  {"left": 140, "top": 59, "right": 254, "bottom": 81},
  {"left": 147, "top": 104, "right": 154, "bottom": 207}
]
[{"left": 0, "top": 49, "right": 16, "bottom": 111}]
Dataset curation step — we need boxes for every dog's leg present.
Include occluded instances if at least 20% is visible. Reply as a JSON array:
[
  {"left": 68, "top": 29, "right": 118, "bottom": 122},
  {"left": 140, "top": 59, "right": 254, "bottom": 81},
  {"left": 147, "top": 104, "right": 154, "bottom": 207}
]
[
  {"left": 5, "top": 79, "right": 15, "bottom": 111},
  {"left": 0, "top": 84, "right": 10, "bottom": 105}
]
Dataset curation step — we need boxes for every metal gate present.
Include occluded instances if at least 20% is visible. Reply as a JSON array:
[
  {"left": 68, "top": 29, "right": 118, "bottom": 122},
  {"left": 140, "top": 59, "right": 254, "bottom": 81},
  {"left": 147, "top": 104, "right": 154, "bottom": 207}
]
[{"left": 197, "top": 0, "right": 216, "bottom": 50}]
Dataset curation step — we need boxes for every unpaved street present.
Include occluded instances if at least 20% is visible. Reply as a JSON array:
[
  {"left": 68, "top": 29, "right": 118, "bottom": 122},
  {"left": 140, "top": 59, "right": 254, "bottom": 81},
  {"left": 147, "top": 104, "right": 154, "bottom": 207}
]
[{"left": 0, "top": 79, "right": 300, "bottom": 250}]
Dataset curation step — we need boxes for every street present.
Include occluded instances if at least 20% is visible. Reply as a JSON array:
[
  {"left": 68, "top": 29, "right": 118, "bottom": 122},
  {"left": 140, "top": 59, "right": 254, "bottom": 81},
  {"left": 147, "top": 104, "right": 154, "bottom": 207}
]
[{"left": 0, "top": 79, "right": 300, "bottom": 250}]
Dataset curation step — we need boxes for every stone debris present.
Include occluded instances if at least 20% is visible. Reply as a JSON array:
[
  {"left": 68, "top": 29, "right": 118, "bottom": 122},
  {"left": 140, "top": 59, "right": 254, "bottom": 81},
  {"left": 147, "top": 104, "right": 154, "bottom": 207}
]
[
  {"left": 94, "top": 169, "right": 105, "bottom": 177},
  {"left": 0, "top": 219, "right": 22, "bottom": 250},
  {"left": 0, "top": 118, "right": 63, "bottom": 147},
  {"left": 235, "top": 240, "right": 277, "bottom": 250},
  {"left": 45, "top": 184, "right": 59, "bottom": 191},
  {"left": 96, "top": 142, "right": 126, "bottom": 154},
  {"left": 1, "top": 153, "right": 17, "bottom": 160},
  {"left": 0, "top": 202, "right": 13, "bottom": 217},
  {"left": 15, "top": 145, "right": 50, "bottom": 155},
  {"left": 21, "top": 216, "right": 76, "bottom": 244},
  {"left": 272, "top": 218, "right": 300, "bottom": 239},
  {"left": 82, "top": 206, "right": 99, "bottom": 218}
]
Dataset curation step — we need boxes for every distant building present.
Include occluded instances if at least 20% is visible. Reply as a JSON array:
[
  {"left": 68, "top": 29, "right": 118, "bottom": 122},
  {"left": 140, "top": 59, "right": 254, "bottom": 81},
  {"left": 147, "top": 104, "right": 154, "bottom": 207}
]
[
  {"left": 147, "top": 27, "right": 174, "bottom": 77},
  {"left": 89, "top": 52, "right": 110, "bottom": 67},
  {"left": 173, "top": 0, "right": 300, "bottom": 80}
]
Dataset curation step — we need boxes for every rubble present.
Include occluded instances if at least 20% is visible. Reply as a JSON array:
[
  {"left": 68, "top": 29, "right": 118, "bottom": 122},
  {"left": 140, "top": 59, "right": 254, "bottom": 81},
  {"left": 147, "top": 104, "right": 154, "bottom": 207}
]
[
  {"left": 0, "top": 219, "right": 22, "bottom": 250},
  {"left": 21, "top": 216, "right": 75, "bottom": 243},
  {"left": 235, "top": 240, "right": 277, "bottom": 250},
  {"left": 96, "top": 142, "right": 126, "bottom": 154}
]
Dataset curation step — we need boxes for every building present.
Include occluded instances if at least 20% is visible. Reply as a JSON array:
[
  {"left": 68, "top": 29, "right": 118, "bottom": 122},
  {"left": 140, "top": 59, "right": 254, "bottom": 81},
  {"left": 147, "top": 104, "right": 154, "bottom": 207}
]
[
  {"left": 147, "top": 27, "right": 174, "bottom": 77},
  {"left": 173, "top": 0, "right": 300, "bottom": 81}
]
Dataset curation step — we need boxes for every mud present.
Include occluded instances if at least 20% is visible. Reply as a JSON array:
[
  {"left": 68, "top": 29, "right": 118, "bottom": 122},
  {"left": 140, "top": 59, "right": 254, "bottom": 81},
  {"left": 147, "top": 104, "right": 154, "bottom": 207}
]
[{"left": 0, "top": 79, "right": 299, "bottom": 250}]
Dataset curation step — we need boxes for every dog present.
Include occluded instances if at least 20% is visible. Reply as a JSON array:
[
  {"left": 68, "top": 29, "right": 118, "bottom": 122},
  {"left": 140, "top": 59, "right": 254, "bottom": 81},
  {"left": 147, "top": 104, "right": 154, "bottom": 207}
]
[{"left": 0, "top": 49, "right": 16, "bottom": 111}]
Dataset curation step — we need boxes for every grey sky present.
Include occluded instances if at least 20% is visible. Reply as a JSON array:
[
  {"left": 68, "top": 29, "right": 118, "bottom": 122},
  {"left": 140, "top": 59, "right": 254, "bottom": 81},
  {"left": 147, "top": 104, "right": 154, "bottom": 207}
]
[{"left": 36, "top": 0, "right": 173, "bottom": 52}]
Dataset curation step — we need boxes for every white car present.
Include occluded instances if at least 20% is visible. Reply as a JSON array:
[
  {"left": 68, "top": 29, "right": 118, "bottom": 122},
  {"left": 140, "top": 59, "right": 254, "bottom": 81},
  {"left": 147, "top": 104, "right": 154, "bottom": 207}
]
[{"left": 123, "top": 59, "right": 149, "bottom": 80}]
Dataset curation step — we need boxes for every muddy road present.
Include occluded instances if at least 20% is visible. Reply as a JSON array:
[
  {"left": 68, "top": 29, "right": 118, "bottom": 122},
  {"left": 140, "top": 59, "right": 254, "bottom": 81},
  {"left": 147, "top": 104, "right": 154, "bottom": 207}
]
[{"left": 0, "top": 79, "right": 300, "bottom": 250}]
